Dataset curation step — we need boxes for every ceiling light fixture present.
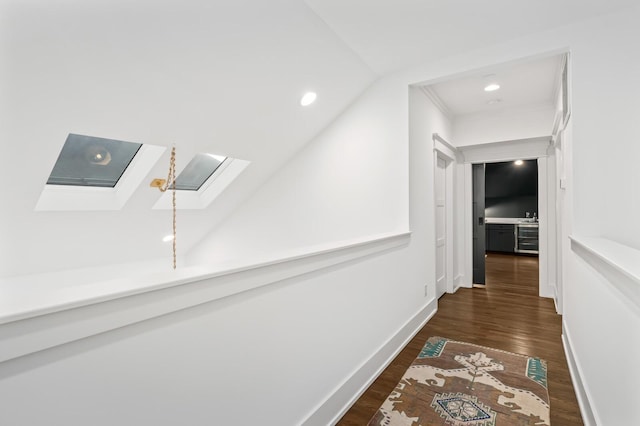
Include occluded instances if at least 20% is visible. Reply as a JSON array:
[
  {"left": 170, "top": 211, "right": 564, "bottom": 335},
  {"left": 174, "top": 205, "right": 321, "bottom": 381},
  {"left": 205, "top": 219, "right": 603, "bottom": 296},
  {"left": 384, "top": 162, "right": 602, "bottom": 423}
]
[
  {"left": 514, "top": 160, "right": 524, "bottom": 166},
  {"left": 162, "top": 234, "right": 175, "bottom": 242},
  {"left": 484, "top": 83, "right": 500, "bottom": 92},
  {"left": 85, "top": 145, "right": 112, "bottom": 165},
  {"left": 300, "top": 92, "right": 317, "bottom": 106}
]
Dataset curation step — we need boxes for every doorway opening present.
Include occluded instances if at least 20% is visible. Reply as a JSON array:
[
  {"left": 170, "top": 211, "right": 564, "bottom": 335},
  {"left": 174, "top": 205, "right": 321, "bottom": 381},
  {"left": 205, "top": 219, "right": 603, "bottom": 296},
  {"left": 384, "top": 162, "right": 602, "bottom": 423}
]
[
  {"left": 418, "top": 51, "right": 567, "bottom": 306},
  {"left": 472, "top": 159, "right": 539, "bottom": 287},
  {"left": 434, "top": 138, "right": 456, "bottom": 299}
]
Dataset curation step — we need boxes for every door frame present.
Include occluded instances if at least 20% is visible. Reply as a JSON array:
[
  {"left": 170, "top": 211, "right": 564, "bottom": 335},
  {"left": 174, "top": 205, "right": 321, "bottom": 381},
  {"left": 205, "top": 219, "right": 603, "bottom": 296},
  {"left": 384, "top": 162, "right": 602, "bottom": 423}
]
[
  {"left": 433, "top": 134, "right": 457, "bottom": 294},
  {"left": 459, "top": 137, "right": 557, "bottom": 299}
]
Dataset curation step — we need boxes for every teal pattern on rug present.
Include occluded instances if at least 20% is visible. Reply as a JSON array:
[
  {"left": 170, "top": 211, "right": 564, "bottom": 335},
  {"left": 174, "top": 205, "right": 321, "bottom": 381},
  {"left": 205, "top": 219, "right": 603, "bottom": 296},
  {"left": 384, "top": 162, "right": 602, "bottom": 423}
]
[
  {"left": 431, "top": 392, "right": 496, "bottom": 426},
  {"left": 418, "top": 337, "right": 447, "bottom": 358},
  {"left": 527, "top": 357, "right": 548, "bottom": 388}
]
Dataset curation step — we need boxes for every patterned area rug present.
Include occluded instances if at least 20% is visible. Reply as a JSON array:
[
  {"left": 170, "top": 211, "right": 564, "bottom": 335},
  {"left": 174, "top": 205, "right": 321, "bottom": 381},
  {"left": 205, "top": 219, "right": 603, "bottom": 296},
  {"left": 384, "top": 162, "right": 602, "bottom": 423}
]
[{"left": 368, "top": 337, "right": 550, "bottom": 425}]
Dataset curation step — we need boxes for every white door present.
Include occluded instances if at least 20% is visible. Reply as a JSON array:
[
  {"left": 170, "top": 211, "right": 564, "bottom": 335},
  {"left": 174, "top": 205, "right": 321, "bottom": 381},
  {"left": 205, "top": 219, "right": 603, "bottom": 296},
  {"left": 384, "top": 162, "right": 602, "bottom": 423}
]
[{"left": 435, "top": 156, "right": 447, "bottom": 298}]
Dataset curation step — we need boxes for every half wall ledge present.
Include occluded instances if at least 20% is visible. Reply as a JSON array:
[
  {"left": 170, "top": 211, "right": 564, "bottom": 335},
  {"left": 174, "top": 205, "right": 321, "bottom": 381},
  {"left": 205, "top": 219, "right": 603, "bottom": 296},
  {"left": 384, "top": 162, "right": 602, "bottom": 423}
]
[
  {"left": 570, "top": 235, "right": 640, "bottom": 315},
  {"left": 0, "top": 231, "right": 410, "bottom": 363}
]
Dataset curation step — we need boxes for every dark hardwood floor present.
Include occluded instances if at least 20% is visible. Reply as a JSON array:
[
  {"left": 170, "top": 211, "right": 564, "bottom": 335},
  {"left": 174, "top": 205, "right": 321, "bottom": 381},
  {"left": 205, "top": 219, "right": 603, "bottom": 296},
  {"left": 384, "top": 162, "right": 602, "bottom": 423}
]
[{"left": 337, "top": 253, "right": 583, "bottom": 425}]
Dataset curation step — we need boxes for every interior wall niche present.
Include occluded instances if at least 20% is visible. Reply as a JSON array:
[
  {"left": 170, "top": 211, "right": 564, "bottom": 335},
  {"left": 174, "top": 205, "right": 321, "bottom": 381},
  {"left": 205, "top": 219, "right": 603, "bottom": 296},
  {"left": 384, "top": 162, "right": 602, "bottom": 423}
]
[{"left": 484, "top": 159, "right": 538, "bottom": 218}]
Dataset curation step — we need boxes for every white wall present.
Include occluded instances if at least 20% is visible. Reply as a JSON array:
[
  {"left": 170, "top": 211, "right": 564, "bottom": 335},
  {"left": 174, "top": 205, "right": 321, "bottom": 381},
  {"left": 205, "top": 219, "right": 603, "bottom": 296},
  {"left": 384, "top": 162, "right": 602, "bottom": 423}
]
[
  {"left": 426, "top": 8, "right": 640, "bottom": 424},
  {"left": 0, "top": 76, "right": 453, "bottom": 425},
  {"left": 3, "top": 5, "right": 640, "bottom": 425},
  {"left": 0, "top": 0, "right": 376, "bottom": 278},
  {"left": 558, "top": 11, "right": 640, "bottom": 421},
  {"left": 0, "top": 247, "right": 427, "bottom": 426},
  {"left": 564, "top": 250, "right": 640, "bottom": 425},
  {"left": 188, "top": 77, "right": 410, "bottom": 264},
  {"left": 453, "top": 103, "right": 555, "bottom": 146},
  {"left": 568, "top": 13, "right": 640, "bottom": 249},
  {"left": 204, "top": 6, "right": 640, "bottom": 422},
  {"left": 400, "top": 11, "right": 640, "bottom": 424}
]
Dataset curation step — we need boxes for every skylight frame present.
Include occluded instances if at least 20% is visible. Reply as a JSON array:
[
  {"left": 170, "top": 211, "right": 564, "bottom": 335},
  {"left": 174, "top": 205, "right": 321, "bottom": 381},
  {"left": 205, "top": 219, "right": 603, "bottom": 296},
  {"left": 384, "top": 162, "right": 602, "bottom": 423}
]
[
  {"left": 46, "top": 134, "right": 143, "bottom": 189},
  {"left": 174, "top": 153, "right": 228, "bottom": 191},
  {"left": 153, "top": 155, "right": 250, "bottom": 210},
  {"left": 35, "top": 135, "right": 166, "bottom": 211}
]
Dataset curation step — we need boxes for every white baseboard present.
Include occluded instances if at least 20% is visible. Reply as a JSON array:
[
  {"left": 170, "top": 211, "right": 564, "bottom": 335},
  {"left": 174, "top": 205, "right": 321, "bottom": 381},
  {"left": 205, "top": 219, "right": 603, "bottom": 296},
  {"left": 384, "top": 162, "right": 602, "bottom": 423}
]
[
  {"left": 452, "top": 283, "right": 465, "bottom": 293},
  {"left": 539, "top": 281, "right": 555, "bottom": 299},
  {"left": 552, "top": 285, "right": 561, "bottom": 314},
  {"left": 562, "top": 322, "right": 598, "bottom": 426},
  {"left": 301, "top": 297, "right": 438, "bottom": 426},
  {"left": 453, "top": 274, "right": 466, "bottom": 292}
]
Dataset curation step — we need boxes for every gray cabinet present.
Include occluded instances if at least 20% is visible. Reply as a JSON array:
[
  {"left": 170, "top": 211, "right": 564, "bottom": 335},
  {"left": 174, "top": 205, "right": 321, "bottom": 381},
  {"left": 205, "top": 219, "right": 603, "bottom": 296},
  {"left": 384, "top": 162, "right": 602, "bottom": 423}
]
[{"left": 486, "top": 224, "right": 515, "bottom": 253}]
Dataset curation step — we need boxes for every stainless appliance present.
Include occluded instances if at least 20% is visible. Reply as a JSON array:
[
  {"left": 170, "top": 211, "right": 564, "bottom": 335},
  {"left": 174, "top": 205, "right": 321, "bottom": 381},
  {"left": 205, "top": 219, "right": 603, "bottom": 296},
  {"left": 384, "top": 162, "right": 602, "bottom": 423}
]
[{"left": 515, "top": 223, "right": 539, "bottom": 254}]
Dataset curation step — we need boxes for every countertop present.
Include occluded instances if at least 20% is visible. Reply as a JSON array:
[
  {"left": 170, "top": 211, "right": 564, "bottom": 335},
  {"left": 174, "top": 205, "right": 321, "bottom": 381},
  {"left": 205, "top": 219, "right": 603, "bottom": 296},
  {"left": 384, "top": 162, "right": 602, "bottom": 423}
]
[{"left": 485, "top": 217, "right": 539, "bottom": 226}]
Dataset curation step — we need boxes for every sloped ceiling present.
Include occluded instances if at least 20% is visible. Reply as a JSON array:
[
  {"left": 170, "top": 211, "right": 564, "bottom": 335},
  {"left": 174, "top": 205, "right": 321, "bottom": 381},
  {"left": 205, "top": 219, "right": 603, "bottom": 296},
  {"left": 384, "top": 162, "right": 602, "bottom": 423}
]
[
  {"left": 305, "top": 0, "right": 637, "bottom": 74},
  {"left": 0, "top": 0, "right": 375, "bottom": 277},
  {"left": 1, "top": 0, "right": 636, "bottom": 278}
]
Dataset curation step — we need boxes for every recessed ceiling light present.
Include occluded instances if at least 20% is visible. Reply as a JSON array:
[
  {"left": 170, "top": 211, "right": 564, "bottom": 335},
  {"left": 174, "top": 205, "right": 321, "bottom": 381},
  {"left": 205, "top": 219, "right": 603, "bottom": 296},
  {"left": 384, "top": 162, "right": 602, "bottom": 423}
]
[
  {"left": 300, "top": 92, "right": 317, "bottom": 106},
  {"left": 162, "top": 235, "right": 175, "bottom": 242},
  {"left": 484, "top": 83, "right": 500, "bottom": 92},
  {"left": 514, "top": 160, "right": 524, "bottom": 166}
]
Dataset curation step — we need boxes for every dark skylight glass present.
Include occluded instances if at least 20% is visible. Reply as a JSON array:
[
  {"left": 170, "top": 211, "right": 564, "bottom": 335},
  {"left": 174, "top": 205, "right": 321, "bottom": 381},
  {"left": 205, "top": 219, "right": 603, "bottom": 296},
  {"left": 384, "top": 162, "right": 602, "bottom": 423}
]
[
  {"left": 47, "top": 134, "right": 142, "bottom": 187},
  {"left": 174, "top": 153, "right": 226, "bottom": 191}
]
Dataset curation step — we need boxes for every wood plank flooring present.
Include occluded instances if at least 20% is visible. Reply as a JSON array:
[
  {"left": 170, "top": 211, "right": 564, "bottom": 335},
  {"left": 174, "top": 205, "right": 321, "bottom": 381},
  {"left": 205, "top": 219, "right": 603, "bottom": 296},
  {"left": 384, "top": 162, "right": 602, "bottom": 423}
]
[{"left": 337, "top": 253, "right": 583, "bottom": 425}]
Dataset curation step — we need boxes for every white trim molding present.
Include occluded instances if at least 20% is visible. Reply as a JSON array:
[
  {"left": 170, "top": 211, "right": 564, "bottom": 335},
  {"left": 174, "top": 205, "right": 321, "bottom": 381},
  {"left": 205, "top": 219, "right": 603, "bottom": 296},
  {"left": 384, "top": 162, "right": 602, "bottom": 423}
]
[
  {"left": 562, "top": 322, "right": 598, "bottom": 426},
  {"left": 433, "top": 134, "right": 460, "bottom": 294},
  {"left": 432, "top": 133, "right": 460, "bottom": 162},
  {"left": 537, "top": 157, "right": 553, "bottom": 298},
  {"left": 460, "top": 139, "right": 557, "bottom": 298},
  {"left": 301, "top": 297, "right": 438, "bottom": 426},
  {"left": 0, "top": 232, "right": 411, "bottom": 363},
  {"left": 420, "top": 87, "right": 453, "bottom": 120},
  {"left": 457, "top": 136, "right": 552, "bottom": 164},
  {"left": 570, "top": 236, "right": 640, "bottom": 314}
]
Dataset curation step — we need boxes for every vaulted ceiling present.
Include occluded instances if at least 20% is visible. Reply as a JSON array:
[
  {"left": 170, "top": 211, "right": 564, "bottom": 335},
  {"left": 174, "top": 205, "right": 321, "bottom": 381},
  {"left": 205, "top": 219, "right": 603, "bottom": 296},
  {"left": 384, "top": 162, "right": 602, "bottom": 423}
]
[
  {"left": 0, "top": 0, "right": 376, "bottom": 276},
  {"left": 305, "top": 0, "right": 636, "bottom": 74},
  {"left": 0, "top": 0, "right": 636, "bottom": 277}
]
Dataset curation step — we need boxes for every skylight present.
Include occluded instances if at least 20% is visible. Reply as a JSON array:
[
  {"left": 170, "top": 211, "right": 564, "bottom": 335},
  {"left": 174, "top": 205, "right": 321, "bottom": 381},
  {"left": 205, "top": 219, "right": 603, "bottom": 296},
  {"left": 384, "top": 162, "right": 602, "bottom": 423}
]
[
  {"left": 47, "top": 134, "right": 142, "bottom": 188},
  {"left": 152, "top": 154, "right": 250, "bottom": 210},
  {"left": 174, "top": 153, "right": 227, "bottom": 191}
]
